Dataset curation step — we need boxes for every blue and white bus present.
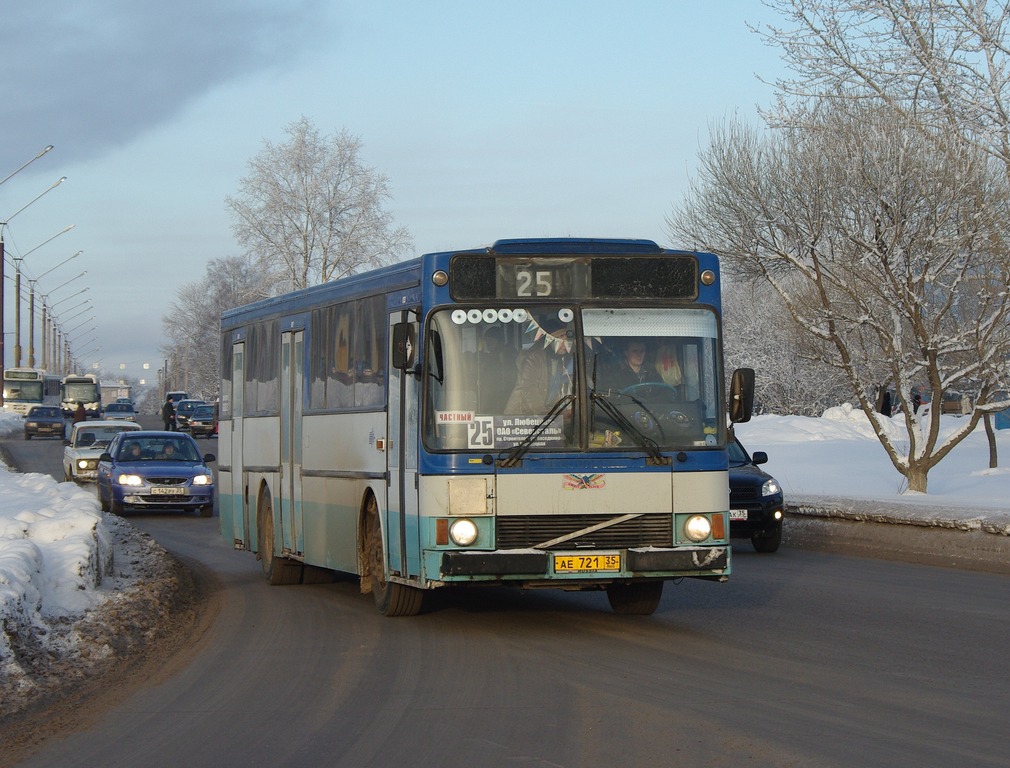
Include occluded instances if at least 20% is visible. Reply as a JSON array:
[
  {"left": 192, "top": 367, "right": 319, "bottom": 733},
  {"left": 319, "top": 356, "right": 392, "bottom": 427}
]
[
  {"left": 2, "top": 368, "right": 62, "bottom": 415},
  {"left": 219, "top": 238, "right": 754, "bottom": 615}
]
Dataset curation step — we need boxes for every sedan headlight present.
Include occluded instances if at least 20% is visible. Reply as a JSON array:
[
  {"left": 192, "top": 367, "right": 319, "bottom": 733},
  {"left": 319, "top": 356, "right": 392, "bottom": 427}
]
[
  {"left": 192, "top": 473, "right": 213, "bottom": 486},
  {"left": 116, "top": 473, "right": 143, "bottom": 486},
  {"left": 683, "top": 514, "right": 713, "bottom": 542},
  {"left": 761, "top": 478, "right": 781, "bottom": 497}
]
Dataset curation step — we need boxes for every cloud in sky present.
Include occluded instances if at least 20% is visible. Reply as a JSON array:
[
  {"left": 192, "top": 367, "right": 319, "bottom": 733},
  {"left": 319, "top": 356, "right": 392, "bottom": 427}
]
[
  {"left": 0, "top": 1, "right": 329, "bottom": 171},
  {"left": 1, "top": 1, "right": 785, "bottom": 384}
]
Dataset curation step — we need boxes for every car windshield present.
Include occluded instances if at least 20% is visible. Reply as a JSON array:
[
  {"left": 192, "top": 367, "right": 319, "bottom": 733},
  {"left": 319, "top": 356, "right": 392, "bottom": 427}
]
[
  {"left": 117, "top": 438, "right": 201, "bottom": 462},
  {"left": 422, "top": 305, "right": 724, "bottom": 453},
  {"left": 192, "top": 407, "right": 213, "bottom": 418},
  {"left": 77, "top": 426, "right": 137, "bottom": 447}
]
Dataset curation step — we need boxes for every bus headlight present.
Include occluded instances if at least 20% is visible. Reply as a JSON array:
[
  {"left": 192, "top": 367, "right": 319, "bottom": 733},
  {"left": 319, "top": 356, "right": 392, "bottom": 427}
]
[
  {"left": 684, "top": 515, "right": 712, "bottom": 542},
  {"left": 449, "top": 518, "right": 479, "bottom": 546}
]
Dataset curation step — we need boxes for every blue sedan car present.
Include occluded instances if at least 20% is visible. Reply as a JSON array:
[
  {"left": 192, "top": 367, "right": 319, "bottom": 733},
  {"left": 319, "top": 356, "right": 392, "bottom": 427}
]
[{"left": 96, "top": 431, "right": 215, "bottom": 517}]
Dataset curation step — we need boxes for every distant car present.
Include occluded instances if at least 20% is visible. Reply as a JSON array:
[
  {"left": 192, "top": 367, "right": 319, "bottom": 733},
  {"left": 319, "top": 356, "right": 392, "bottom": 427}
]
[
  {"left": 103, "top": 402, "right": 138, "bottom": 421},
  {"left": 728, "top": 437, "right": 784, "bottom": 553},
  {"left": 63, "top": 420, "right": 143, "bottom": 483},
  {"left": 96, "top": 431, "right": 216, "bottom": 517},
  {"left": 173, "top": 399, "right": 205, "bottom": 430},
  {"left": 188, "top": 403, "right": 218, "bottom": 438},
  {"left": 24, "top": 405, "right": 65, "bottom": 440}
]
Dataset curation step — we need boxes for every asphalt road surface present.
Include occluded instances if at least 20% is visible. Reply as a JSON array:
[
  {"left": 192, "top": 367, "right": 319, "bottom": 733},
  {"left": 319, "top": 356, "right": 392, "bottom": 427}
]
[{"left": 4, "top": 423, "right": 1010, "bottom": 767}]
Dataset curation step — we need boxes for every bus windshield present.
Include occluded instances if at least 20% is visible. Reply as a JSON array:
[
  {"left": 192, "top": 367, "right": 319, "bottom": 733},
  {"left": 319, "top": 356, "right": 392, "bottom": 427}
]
[
  {"left": 3, "top": 380, "right": 43, "bottom": 402},
  {"left": 423, "top": 305, "right": 723, "bottom": 453}
]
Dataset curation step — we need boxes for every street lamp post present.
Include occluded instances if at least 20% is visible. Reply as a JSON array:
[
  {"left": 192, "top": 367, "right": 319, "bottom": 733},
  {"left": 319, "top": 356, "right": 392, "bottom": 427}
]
[
  {"left": 44, "top": 286, "right": 88, "bottom": 374},
  {"left": 27, "top": 253, "right": 82, "bottom": 368},
  {"left": 12, "top": 224, "right": 75, "bottom": 367},
  {"left": 1, "top": 144, "right": 60, "bottom": 405}
]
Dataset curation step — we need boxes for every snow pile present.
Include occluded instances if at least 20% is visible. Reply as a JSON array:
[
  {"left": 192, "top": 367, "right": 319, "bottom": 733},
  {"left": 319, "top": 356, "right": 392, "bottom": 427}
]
[
  {"left": 0, "top": 410, "right": 185, "bottom": 719},
  {"left": 0, "top": 472, "right": 112, "bottom": 665}
]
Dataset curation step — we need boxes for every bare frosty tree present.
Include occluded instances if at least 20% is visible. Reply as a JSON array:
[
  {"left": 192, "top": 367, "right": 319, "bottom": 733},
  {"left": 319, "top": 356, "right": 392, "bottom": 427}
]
[
  {"left": 722, "top": 278, "right": 848, "bottom": 416},
  {"left": 161, "top": 254, "right": 274, "bottom": 400},
  {"left": 669, "top": 104, "right": 1010, "bottom": 492},
  {"left": 756, "top": 0, "right": 1010, "bottom": 173},
  {"left": 226, "top": 117, "right": 412, "bottom": 291}
]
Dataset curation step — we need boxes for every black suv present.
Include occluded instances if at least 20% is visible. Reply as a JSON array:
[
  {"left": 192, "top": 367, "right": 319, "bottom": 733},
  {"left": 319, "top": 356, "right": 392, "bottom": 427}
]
[{"left": 728, "top": 437, "right": 784, "bottom": 553}]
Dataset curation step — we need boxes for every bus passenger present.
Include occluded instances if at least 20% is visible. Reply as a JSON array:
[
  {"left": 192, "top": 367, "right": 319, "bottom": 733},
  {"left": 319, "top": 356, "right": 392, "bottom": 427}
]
[
  {"left": 478, "top": 326, "right": 517, "bottom": 413},
  {"left": 505, "top": 319, "right": 573, "bottom": 415}
]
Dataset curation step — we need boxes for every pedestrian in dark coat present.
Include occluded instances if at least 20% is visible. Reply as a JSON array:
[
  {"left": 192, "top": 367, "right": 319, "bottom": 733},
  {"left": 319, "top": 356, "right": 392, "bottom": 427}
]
[
  {"left": 73, "top": 402, "right": 87, "bottom": 424},
  {"left": 162, "top": 395, "right": 177, "bottom": 431}
]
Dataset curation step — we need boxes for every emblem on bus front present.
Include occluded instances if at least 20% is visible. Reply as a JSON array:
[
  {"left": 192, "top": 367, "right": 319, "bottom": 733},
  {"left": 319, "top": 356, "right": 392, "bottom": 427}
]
[{"left": 562, "top": 473, "right": 606, "bottom": 490}]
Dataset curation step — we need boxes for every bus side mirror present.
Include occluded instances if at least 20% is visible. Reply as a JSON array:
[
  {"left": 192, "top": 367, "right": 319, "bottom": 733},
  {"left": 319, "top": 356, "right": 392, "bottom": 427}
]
[
  {"left": 392, "top": 322, "right": 416, "bottom": 370},
  {"left": 729, "top": 367, "right": 755, "bottom": 423}
]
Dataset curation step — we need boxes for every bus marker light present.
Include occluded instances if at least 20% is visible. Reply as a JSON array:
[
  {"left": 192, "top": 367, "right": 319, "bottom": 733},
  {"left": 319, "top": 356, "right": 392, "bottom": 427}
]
[
  {"left": 711, "top": 513, "right": 725, "bottom": 540},
  {"left": 432, "top": 270, "right": 448, "bottom": 286},
  {"left": 436, "top": 519, "right": 449, "bottom": 545}
]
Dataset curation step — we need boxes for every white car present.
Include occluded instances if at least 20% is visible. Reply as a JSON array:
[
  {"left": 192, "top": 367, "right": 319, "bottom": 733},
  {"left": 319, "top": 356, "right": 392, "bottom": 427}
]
[
  {"left": 63, "top": 420, "right": 143, "bottom": 483},
  {"left": 103, "top": 402, "right": 138, "bottom": 421}
]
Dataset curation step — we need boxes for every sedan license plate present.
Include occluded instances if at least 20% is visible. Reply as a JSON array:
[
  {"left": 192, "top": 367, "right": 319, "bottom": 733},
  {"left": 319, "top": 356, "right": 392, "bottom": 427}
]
[
  {"left": 730, "top": 509, "right": 749, "bottom": 521},
  {"left": 553, "top": 553, "right": 621, "bottom": 573},
  {"left": 150, "top": 486, "right": 186, "bottom": 495}
]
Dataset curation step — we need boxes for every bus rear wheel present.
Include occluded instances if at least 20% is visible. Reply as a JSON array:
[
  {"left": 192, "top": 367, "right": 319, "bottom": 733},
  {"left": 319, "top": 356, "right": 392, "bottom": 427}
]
[
  {"left": 606, "top": 580, "right": 664, "bottom": 615},
  {"left": 257, "top": 487, "right": 301, "bottom": 585},
  {"left": 365, "top": 496, "right": 423, "bottom": 617}
]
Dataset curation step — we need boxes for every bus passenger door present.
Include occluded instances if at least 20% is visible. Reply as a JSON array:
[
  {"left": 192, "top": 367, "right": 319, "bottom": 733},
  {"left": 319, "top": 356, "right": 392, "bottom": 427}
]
[
  {"left": 280, "top": 330, "right": 305, "bottom": 557},
  {"left": 386, "top": 311, "right": 420, "bottom": 579},
  {"left": 229, "top": 342, "right": 247, "bottom": 546}
]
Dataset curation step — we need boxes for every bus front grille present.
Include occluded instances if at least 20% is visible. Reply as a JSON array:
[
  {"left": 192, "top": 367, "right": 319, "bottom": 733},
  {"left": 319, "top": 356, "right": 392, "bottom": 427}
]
[{"left": 496, "top": 514, "right": 673, "bottom": 550}]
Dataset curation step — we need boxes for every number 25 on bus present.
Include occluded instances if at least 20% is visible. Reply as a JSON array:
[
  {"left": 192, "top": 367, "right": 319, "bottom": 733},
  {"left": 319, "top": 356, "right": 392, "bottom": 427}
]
[{"left": 219, "top": 238, "right": 755, "bottom": 616}]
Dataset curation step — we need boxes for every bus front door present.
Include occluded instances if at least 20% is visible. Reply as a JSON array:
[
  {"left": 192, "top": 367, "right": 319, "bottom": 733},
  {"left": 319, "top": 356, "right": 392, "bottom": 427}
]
[{"left": 386, "top": 311, "right": 420, "bottom": 580}]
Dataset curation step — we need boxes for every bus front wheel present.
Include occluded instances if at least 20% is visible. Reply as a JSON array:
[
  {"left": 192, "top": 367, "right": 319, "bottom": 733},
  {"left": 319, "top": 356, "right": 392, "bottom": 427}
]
[
  {"left": 606, "top": 580, "right": 663, "bottom": 615},
  {"left": 364, "top": 496, "right": 423, "bottom": 617}
]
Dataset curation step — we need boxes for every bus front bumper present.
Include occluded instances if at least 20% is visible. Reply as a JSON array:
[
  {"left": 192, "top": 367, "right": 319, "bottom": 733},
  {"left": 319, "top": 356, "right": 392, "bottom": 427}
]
[{"left": 437, "top": 546, "right": 729, "bottom": 582}]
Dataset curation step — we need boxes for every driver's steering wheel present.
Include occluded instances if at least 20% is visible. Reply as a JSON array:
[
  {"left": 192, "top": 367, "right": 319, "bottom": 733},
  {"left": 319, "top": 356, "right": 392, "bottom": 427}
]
[{"left": 618, "top": 382, "right": 695, "bottom": 437}]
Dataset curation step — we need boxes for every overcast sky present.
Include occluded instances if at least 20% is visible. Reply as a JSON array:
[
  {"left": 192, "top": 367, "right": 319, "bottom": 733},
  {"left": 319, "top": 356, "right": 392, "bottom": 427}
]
[{"left": 0, "top": 1, "right": 783, "bottom": 388}]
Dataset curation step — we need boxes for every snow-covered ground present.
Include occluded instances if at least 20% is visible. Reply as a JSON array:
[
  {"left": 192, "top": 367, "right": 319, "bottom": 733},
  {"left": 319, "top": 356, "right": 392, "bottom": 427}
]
[
  {"left": 739, "top": 403, "right": 1010, "bottom": 510},
  {"left": 2, "top": 404, "right": 1009, "bottom": 716}
]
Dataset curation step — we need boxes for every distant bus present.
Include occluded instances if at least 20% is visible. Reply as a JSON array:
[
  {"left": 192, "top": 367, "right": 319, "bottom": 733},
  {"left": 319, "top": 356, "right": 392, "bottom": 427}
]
[
  {"left": 2, "top": 368, "right": 62, "bottom": 416},
  {"left": 220, "top": 238, "right": 754, "bottom": 616},
  {"left": 61, "top": 373, "right": 102, "bottom": 418}
]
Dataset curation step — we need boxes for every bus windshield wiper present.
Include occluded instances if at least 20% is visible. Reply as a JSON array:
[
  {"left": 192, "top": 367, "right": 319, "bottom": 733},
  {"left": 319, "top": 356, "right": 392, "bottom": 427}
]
[
  {"left": 498, "top": 394, "right": 575, "bottom": 468},
  {"left": 590, "top": 390, "right": 666, "bottom": 464}
]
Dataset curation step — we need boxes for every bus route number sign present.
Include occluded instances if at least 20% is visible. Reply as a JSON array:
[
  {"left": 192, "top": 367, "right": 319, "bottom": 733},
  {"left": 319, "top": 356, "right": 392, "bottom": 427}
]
[{"left": 496, "top": 261, "right": 585, "bottom": 299}]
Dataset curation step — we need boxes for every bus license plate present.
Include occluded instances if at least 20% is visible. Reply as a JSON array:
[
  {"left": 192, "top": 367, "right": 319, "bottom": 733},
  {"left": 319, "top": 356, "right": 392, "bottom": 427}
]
[
  {"left": 151, "top": 486, "right": 186, "bottom": 495},
  {"left": 553, "top": 553, "right": 621, "bottom": 573}
]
